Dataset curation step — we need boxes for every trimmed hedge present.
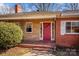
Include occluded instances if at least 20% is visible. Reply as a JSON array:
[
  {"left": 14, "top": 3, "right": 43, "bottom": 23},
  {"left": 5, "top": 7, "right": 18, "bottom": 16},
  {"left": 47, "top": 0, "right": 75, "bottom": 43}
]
[{"left": 0, "top": 22, "right": 23, "bottom": 49}]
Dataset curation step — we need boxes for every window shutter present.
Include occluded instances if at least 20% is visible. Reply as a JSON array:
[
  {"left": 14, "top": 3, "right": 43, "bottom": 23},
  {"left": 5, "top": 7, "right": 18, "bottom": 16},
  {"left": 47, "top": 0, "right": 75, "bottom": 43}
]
[{"left": 61, "top": 21, "right": 66, "bottom": 35}]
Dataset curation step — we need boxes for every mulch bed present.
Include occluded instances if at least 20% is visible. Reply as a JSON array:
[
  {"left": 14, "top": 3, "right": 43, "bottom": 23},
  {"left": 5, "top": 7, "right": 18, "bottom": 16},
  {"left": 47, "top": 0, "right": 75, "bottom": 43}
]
[{"left": 52, "top": 48, "right": 79, "bottom": 56}]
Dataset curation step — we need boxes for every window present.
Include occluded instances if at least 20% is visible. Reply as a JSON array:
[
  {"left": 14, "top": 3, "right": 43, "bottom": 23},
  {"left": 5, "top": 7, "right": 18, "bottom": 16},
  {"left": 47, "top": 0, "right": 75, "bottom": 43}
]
[
  {"left": 66, "top": 21, "right": 79, "bottom": 34},
  {"left": 26, "top": 22, "right": 32, "bottom": 32},
  {"left": 72, "top": 22, "right": 79, "bottom": 33},
  {"left": 66, "top": 22, "right": 71, "bottom": 33}
]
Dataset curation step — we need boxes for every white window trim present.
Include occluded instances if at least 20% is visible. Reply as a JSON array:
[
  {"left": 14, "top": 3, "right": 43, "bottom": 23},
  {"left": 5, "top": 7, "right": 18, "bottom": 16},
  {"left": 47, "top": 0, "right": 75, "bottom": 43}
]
[
  {"left": 25, "top": 22, "right": 33, "bottom": 33},
  {"left": 61, "top": 21, "right": 79, "bottom": 35},
  {"left": 61, "top": 21, "right": 66, "bottom": 35}
]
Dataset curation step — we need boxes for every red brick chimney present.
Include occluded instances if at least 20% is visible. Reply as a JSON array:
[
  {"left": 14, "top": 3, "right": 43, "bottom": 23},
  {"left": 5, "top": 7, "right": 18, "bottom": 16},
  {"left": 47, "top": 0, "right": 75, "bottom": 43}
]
[{"left": 15, "top": 4, "right": 22, "bottom": 13}]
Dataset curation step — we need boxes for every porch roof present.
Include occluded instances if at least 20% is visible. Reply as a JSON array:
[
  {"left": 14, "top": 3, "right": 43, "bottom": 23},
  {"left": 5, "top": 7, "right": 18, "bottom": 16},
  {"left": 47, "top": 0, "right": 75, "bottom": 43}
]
[
  {"left": 0, "top": 11, "right": 60, "bottom": 20},
  {"left": 61, "top": 10, "right": 79, "bottom": 18},
  {"left": 0, "top": 11, "right": 79, "bottom": 20}
]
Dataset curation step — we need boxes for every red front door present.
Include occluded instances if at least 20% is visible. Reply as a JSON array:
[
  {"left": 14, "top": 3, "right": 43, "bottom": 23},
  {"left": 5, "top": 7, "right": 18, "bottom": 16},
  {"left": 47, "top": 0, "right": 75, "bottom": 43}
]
[{"left": 43, "top": 23, "right": 51, "bottom": 42}]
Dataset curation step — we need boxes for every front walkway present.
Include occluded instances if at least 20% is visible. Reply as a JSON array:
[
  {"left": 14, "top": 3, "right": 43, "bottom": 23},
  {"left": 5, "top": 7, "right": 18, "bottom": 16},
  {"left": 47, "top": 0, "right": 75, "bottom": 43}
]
[
  {"left": 23, "top": 49, "right": 55, "bottom": 56},
  {"left": 19, "top": 40, "right": 56, "bottom": 56}
]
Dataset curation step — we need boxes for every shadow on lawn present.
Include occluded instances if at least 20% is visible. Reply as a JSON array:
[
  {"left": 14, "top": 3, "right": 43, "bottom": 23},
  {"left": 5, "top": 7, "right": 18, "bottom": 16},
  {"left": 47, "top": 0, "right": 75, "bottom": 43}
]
[{"left": 0, "top": 46, "right": 15, "bottom": 54}]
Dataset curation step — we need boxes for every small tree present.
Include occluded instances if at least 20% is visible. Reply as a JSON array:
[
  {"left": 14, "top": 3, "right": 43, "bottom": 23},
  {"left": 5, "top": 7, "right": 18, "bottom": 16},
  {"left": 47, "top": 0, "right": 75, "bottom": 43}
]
[
  {"left": 32, "top": 3, "right": 62, "bottom": 11},
  {"left": 33, "top": 3, "right": 51, "bottom": 11},
  {"left": 0, "top": 22, "right": 23, "bottom": 49},
  {"left": 0, "top": 5, "right": 15, "bottom": 14},
  {"left": 64, "top": 3, "right": 79, "bottom": 11}
]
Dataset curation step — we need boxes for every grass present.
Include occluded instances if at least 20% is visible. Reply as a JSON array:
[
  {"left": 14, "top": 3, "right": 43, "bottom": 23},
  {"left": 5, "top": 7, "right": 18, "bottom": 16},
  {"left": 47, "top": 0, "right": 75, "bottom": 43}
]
[{"left": 0, "top": 47, "right": 31, "bottom": 56}]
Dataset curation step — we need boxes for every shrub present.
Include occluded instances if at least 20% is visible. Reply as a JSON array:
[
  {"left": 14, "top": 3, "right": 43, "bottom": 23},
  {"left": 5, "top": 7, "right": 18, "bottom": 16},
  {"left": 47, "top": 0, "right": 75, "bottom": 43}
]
[{"left": 0, "top": 22, "right": 23, "bottom": 49}]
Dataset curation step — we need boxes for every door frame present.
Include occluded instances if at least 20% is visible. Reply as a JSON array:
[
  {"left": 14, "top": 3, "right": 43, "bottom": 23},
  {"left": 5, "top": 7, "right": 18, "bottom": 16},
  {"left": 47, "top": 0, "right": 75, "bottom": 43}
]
[{"left": 40, "top": 22, "right": 54, "bottom": 41}]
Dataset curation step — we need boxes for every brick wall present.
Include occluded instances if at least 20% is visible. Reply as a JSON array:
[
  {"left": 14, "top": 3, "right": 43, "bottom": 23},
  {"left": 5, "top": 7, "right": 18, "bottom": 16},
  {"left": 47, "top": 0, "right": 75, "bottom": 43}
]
[{"left": 56, "top": 18, "right": 79, "bottom": 47}]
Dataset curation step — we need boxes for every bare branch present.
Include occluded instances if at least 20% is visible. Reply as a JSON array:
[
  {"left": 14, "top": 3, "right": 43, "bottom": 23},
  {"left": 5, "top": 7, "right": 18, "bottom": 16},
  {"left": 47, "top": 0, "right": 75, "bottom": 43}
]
[{"left": 65, "top": 3, "right": 79, "bottom": 11}]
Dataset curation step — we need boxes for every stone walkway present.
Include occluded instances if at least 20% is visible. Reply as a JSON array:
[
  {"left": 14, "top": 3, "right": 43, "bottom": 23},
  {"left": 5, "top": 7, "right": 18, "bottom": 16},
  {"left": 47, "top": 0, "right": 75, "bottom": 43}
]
[
  {"left": 23, "top": 49, "right": 55, "bottom": 56},
  {"left": 23, "top": 48, "right": 79, "bottom": 56}
]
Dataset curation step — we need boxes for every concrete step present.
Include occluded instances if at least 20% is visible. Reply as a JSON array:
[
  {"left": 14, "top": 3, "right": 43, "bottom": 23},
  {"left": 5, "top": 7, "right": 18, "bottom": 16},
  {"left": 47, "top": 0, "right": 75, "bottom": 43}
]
[
  {"left": 18, "top": 44, "right": 53, "bottom": 48},
  {"left": 32, "top": 48, "right": 51, "bottom": 51}
]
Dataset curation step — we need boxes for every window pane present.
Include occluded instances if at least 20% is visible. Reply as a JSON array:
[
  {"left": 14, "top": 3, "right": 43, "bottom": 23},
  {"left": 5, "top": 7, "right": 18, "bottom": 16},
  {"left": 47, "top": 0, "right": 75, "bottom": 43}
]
[
  {"left": 66, "top": 22, "right": 71, "bottom": 33},
  {"left": 72, "top": 22, "right": 79, "bottom": 33},
  {"left": 26, "top": 23, "right": 32, "bottom": 32},
  {"left": 26, "top": 27, "right": 32, "bottom": 32}
]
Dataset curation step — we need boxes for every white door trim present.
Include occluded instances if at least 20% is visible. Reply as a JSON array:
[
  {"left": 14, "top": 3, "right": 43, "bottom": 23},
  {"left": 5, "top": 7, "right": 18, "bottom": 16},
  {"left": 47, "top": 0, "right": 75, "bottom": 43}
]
[
  {"left": 51, "top": 22, "right": 53, "bottom": 40},
  {"left": 39, "top": 22, "right": 43, "bottom": 40},
  {"left": 39, "top": 22, "right": 54, "bottom": 41}
]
